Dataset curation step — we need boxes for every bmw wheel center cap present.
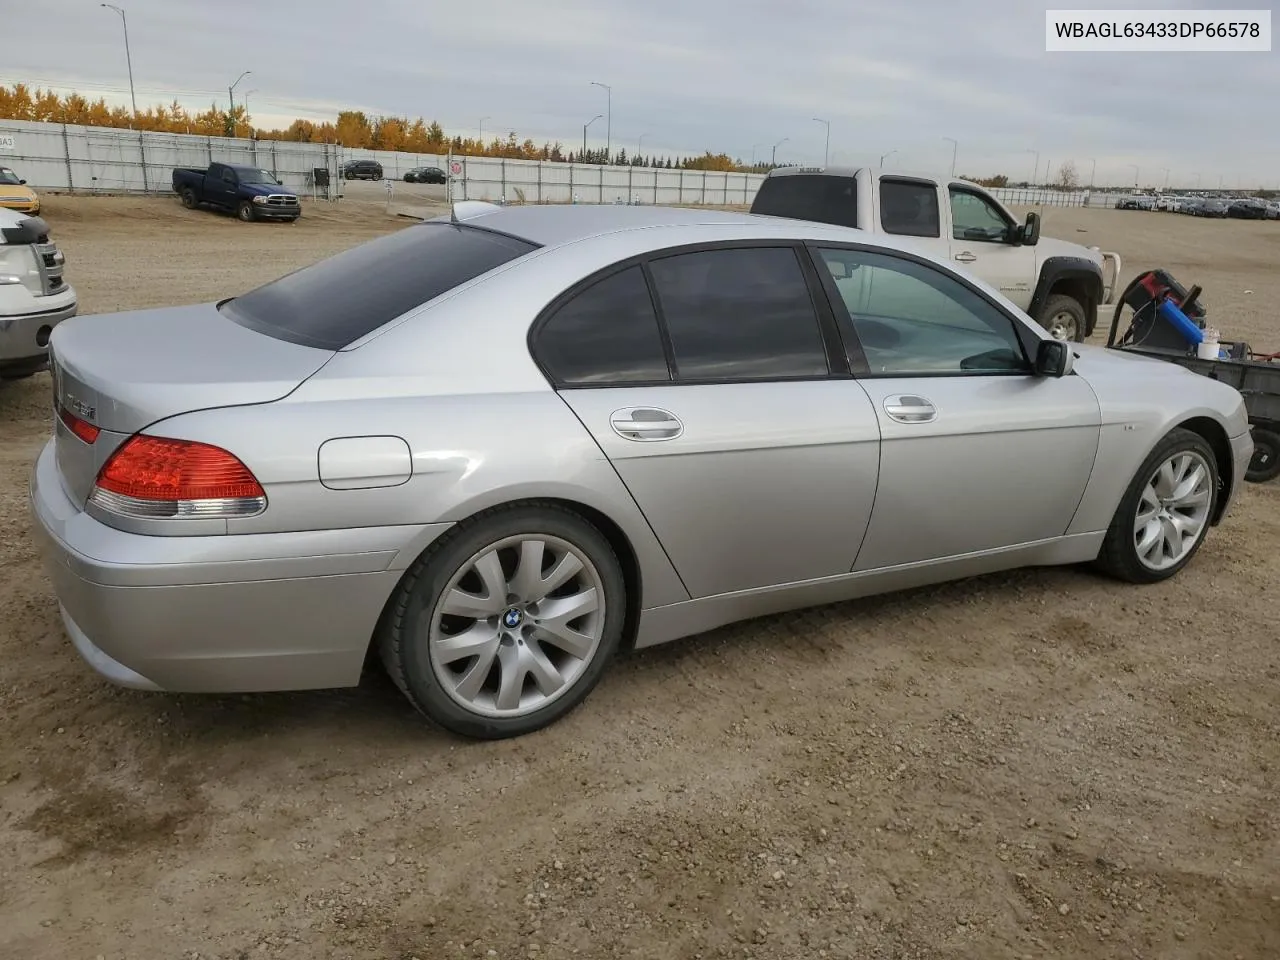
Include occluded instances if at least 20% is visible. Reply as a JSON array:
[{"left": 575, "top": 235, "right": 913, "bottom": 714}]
[{"left": 502, "top": 608, "right": 524, "bottom": 629}]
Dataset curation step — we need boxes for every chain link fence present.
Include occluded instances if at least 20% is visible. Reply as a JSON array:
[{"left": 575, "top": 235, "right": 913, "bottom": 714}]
[{"left": 4, "top": 118, "right": 1113, "bottom": 209}]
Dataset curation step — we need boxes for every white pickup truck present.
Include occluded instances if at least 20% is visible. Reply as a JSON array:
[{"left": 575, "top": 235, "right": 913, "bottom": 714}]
[
  {"left": 0, "top": 207, "right": 77, "bottom": 381},
  {"left": 750, "top": 166, "right": 1120, "bottom": 342}
]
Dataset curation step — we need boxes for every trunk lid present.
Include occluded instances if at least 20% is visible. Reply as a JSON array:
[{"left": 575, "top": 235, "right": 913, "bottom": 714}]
[{"left": 49, "top": 302, "right": 333, "bottom": 506}]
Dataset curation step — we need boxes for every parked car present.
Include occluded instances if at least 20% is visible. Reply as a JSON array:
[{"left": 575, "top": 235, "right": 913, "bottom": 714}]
[
  {"left": 0, "top": 208, "right": 76, "bottom": 380},
  {"left": 0, "top": 165, "right": 40, "bottom": 214},
  {"left": 1154, "top": 194, "right": 1181, "bottom": 212},
  {"left": 1228, "top": 199, "right": 1268, "bottom": 220},
  {"left": 1115, "top": 195, "right": 1157, "bottom": 211},
  {"left": 31, "top": 202, "right": 1252, "bottom": 739},
  {"left": 342, "top": 159, "right": 383, "bottom": 181},
  {"left": 1265, "top": 201, "right": 1280, "bottom": 220},
  {"left": 404, "top": 166, "right": 446, "bottom": 184},
  {"left": 172, "top": 163, "right": 301, "bottom": 223},
  {"left": 1198, "top": 199, "right": 1231, "bottom": 218},
  {"left": 749, "top": 165, "right": 1121, "bottom": 342}
]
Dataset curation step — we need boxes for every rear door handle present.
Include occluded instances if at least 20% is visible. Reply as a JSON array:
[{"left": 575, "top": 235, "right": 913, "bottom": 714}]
[
  {"left": 609, "top": 406, "right": 684, "bottom": 442},
  {"left": 954, "top": 251, "right": 977, "bottom": 263},
  {"left": 883, "top": 395, "right": 937, "bottom": 423}
]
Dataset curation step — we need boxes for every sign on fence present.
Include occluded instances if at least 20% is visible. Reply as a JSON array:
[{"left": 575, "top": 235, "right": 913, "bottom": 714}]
[{"left": 0, "top": 135, "right": 15, "bottom": 151}]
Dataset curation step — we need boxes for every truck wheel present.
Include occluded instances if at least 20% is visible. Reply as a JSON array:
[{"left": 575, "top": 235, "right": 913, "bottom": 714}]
[
  {"left": 1038, "top": 294, "right": 1087, "bottom": 343},
  {"left": 1246, "top": 428, "right": 1280, "bottom": 483},
  {"left": 237, "top": 200, "right": 256, "bottom": 223},
  {"left": 180, "top": 187, "right": 197, "bottom": 209}
]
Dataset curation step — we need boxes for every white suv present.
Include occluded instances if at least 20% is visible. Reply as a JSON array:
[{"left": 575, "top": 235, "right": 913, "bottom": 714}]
[{"left": 0, "top": 208, "right": 77, "bottom": 380}]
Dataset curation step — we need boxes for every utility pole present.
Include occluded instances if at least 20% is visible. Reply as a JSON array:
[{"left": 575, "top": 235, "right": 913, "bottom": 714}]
[
  {"left": 591, "top": 82, "right": 611, "bottom": 161},
  {"left": 478, "top": 116, "right": 490, "bottom": 151},
  {"left": 584, "top": 114, "right": 602, "bottom": 158},
  {"left": 1026, "top": 149, "right": 1039, "bottom": 185},
  {"left": 1087, "top": 158, "right": 1097, "bottom": 188},
  {"left": 942, "top": 137, "right": 957, "bottom": 176},
  {"left": 100, "top": 4, "right": 138, "bottom": 124},
  {"left": 771, "top": 137, "right": 788, "bottom": 167},
  {"left": 228, "top": 70, "right": 252, "bottom": 137},
  {"left": 812, "top": 118, "right": 830, "bottom": 167}
]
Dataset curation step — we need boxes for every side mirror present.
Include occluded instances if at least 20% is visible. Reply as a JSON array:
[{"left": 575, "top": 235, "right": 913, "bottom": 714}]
[
  {"left": 1034, "top": 338, "right": 1073, "bottom": 377},
  {"left": 19, "top": 179, "right": 26, "bottom": 185},
  {"left": 1021, "top": 211, "right": 1041, "bottom": 246}
]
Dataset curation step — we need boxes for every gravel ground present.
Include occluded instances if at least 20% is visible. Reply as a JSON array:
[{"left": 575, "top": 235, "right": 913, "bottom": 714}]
[{"left": 1, "top": 194, "right": 1278, "bottom": 960}]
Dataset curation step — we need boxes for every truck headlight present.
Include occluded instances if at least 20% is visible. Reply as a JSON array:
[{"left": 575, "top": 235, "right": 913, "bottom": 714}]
[
  {"left": 252, "top": 195, "right": 268, "bottom": 204},
  {"left": 0, "top": 245, "right": 41, "bottom": 295}
]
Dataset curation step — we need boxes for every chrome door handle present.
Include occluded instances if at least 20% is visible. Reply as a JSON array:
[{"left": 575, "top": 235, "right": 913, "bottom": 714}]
[
  {"left": 609, "top": 406, "right": 684, "bottom": 442},
  {"left": 883, "top": 395, "right": 937, "bottom": 423},
  {"left": 954, "top": 251, "right": 977, "bottom": 263}
]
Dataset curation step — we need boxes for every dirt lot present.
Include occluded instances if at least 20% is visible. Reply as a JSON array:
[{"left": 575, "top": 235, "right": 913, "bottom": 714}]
[{"left": 1, "top": 194, "right": 1278, "bottom": 960}]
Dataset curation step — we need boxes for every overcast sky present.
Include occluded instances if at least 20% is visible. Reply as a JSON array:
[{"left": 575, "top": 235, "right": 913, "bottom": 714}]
[{"left": 7, "top": 0, "right": 1278, "bottom": 187}]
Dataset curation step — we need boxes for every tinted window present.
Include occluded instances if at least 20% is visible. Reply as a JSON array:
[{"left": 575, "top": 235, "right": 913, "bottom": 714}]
[
  {"left": 879, "top": 180, "right": 941, "bottom": 237},
  {"left": 648, "top": 247, "right": 828, "bottom": 381},
  {"left": 535, "top": 266, "right": 670, "bottom": 385},
  {"left": 221, "top": 222, "right": 538, "bottom": 350},
  {"left": 817, "top": 248, "right": 1029, "bottom": 376},
  {"left": 949, "top": 188, "right": 1013, "bottom": 242},
  {"left": 750, "top": 175, "right": 858, "bottom": 228}
]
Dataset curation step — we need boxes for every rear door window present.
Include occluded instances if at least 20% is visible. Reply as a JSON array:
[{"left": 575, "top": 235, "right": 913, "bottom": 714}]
[
  {"left": 879, "top": 179, "right": 941, "bottom": 238},
  {"left": 220, "top": 222, "right": 538, "bottom": 350},
  {"left": 750, "top": 175, "right": 858, "bottom": 228}
]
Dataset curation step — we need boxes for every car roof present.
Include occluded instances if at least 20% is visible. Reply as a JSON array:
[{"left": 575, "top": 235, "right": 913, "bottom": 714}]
[
  {"left": 762, "top": 164, "right": 989, "bottom": 189},
  {"left": 438, "top": 200, "right": 988, "bottom": 262}
]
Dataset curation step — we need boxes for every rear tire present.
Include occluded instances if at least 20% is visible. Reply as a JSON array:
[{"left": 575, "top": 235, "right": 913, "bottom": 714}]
[
  {"left": 377, "top": 503, "right": 626, "bottom": 740},
  {"left": 181, "top": 187, "right": 197, "bottom": 209},
  {"left": 1094, "top": 427, "right": 1218, "bottom": 584},
  {"left": 237, "top": 200, "right": 256, "bottom": 222},
  {"left": 1246, "top": 428, "right": 1280, "bottom": 483}
]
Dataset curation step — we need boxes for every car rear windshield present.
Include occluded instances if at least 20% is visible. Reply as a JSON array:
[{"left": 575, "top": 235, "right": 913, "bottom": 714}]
[
  {"left": 750, "top": 174, "right": 858, "bottom": 228},
  {"left": 219, "top": 222, "right": 539, "bottom": 350}
]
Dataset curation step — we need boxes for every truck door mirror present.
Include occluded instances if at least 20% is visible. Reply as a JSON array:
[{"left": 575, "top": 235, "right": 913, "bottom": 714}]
[{"left": 1021, "top": 211, "right": 1041, "bottom": 246}]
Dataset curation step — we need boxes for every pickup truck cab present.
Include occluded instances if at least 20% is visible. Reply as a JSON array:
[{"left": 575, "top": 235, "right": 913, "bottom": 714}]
[
  {"left": 0, "top": 208, "right": 76, "bottom": 380},
  {"left": 172, "top": 162, "right": 301, "bottom": 223},
  {"left": 750, "top": 166, "right": 1120, "bottom": 342}
]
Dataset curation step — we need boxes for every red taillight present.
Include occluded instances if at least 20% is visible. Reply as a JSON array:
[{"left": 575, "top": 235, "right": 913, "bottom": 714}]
[
  {"left": 58, "top": 406, "right": 100, "bottom": 445},
  {"left": 91, "top": 436, "right": 266, "bottom": 520}
]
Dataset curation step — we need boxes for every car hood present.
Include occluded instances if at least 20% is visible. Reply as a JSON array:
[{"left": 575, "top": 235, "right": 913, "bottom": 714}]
[
  {"left": 0, "top": 185, "right": 38, "bottom": 205},
  {"left": 1069, "top": 343, "right": 1250, "bottom": 432},
  {"left": 242, "top": 182, "right": 292, "bottom": 196},
  {"left": 1035, "top": 234, "right": 1104, "bottom": 266}
]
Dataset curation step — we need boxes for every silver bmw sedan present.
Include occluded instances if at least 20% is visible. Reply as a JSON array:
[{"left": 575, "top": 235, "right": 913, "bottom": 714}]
[{"left": 30, "top": 201, "right": 1253, "bottom": 739}]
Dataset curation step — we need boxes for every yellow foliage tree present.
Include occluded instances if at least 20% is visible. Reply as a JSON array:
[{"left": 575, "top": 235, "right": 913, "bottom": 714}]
[{"left": 0, "top": 83, "right": 761, "bottom": 171}]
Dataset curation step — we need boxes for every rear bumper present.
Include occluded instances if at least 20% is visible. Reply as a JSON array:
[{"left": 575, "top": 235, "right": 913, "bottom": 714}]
[
  {"left": 28, "top": 438, "right": 450, "bottom": 693},
  {"left": 0, "top": 298, "right": 78, "bottom": 367}
]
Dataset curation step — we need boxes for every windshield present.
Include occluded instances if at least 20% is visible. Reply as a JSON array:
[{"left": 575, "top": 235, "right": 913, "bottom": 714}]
[
  {"left": 0, "top": 167, "right": 22, "bottom": 186},
  {"left": 237, "top": 168, "right": 281, "bottom": 185}
]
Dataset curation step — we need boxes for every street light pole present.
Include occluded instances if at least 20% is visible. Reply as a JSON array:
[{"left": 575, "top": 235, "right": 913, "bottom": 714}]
[
  {"left": 1129, "top": 164, "right": 1140, "bottom": 188},
  {"left": 228, "top": 70, "right": 252, "bottom": 137},
  {"left": 942, "top": 136, "right": 957, "bottom": 176},
  {"left": 100, "top": 4, "right": 138, "bottom": 124},
  {"left": 1161, "top": 167, "right": 1170, "bottom": 190},
  {"left": 1026, "top": 149, "right": 1039, "bottom": 185},
  {"left": 637, "top": 132, "right": 649, "bottom": 162},
  {"left": 771, "top": 137, "right": 789, "bottom": 167},
  {"left": 1087, "top": 158, "right": 1097, "bottom": 189},
  {"left": 478, "top": 116, "right": 490, "bottom": 148},
  {"left": 879, "top": 149, "right": 897, "bottom": 168},
  {"left": 812, "top": 118, "right": 830, "bottom": 167},
  {"left": 243, "top": 89, "right": 257, "bottom": 134},
  {"left": 591, "top": 82, "right": 611, "bottom": 161},
  {"left": 584, "top": 114, "right": 602, "bottom": 157}
]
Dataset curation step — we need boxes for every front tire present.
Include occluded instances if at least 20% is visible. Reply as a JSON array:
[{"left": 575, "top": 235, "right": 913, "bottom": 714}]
[
  {"left": 377, "top": 504, "right": 627, "bottom": 739},
  {"left": 1094, "top": 428, "right": 1218, "bottom": 583},
  {"left": 1038, "top": 293, "right": 1088, "bottom": 343},
  {"left": 1246, "top": 428, "right": 1280, "bottom": 483},
  {"left": 237, "top": 200, "right": 256, "bottom": 222}
]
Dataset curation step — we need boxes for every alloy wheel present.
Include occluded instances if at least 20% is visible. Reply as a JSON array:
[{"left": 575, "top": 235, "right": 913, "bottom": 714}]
[
  {"left": 427, "top": 534, "right": 606, "bottom": 719},
  {"left": 1133, "top": 450, "right": 1213, "bottom": 571}
]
